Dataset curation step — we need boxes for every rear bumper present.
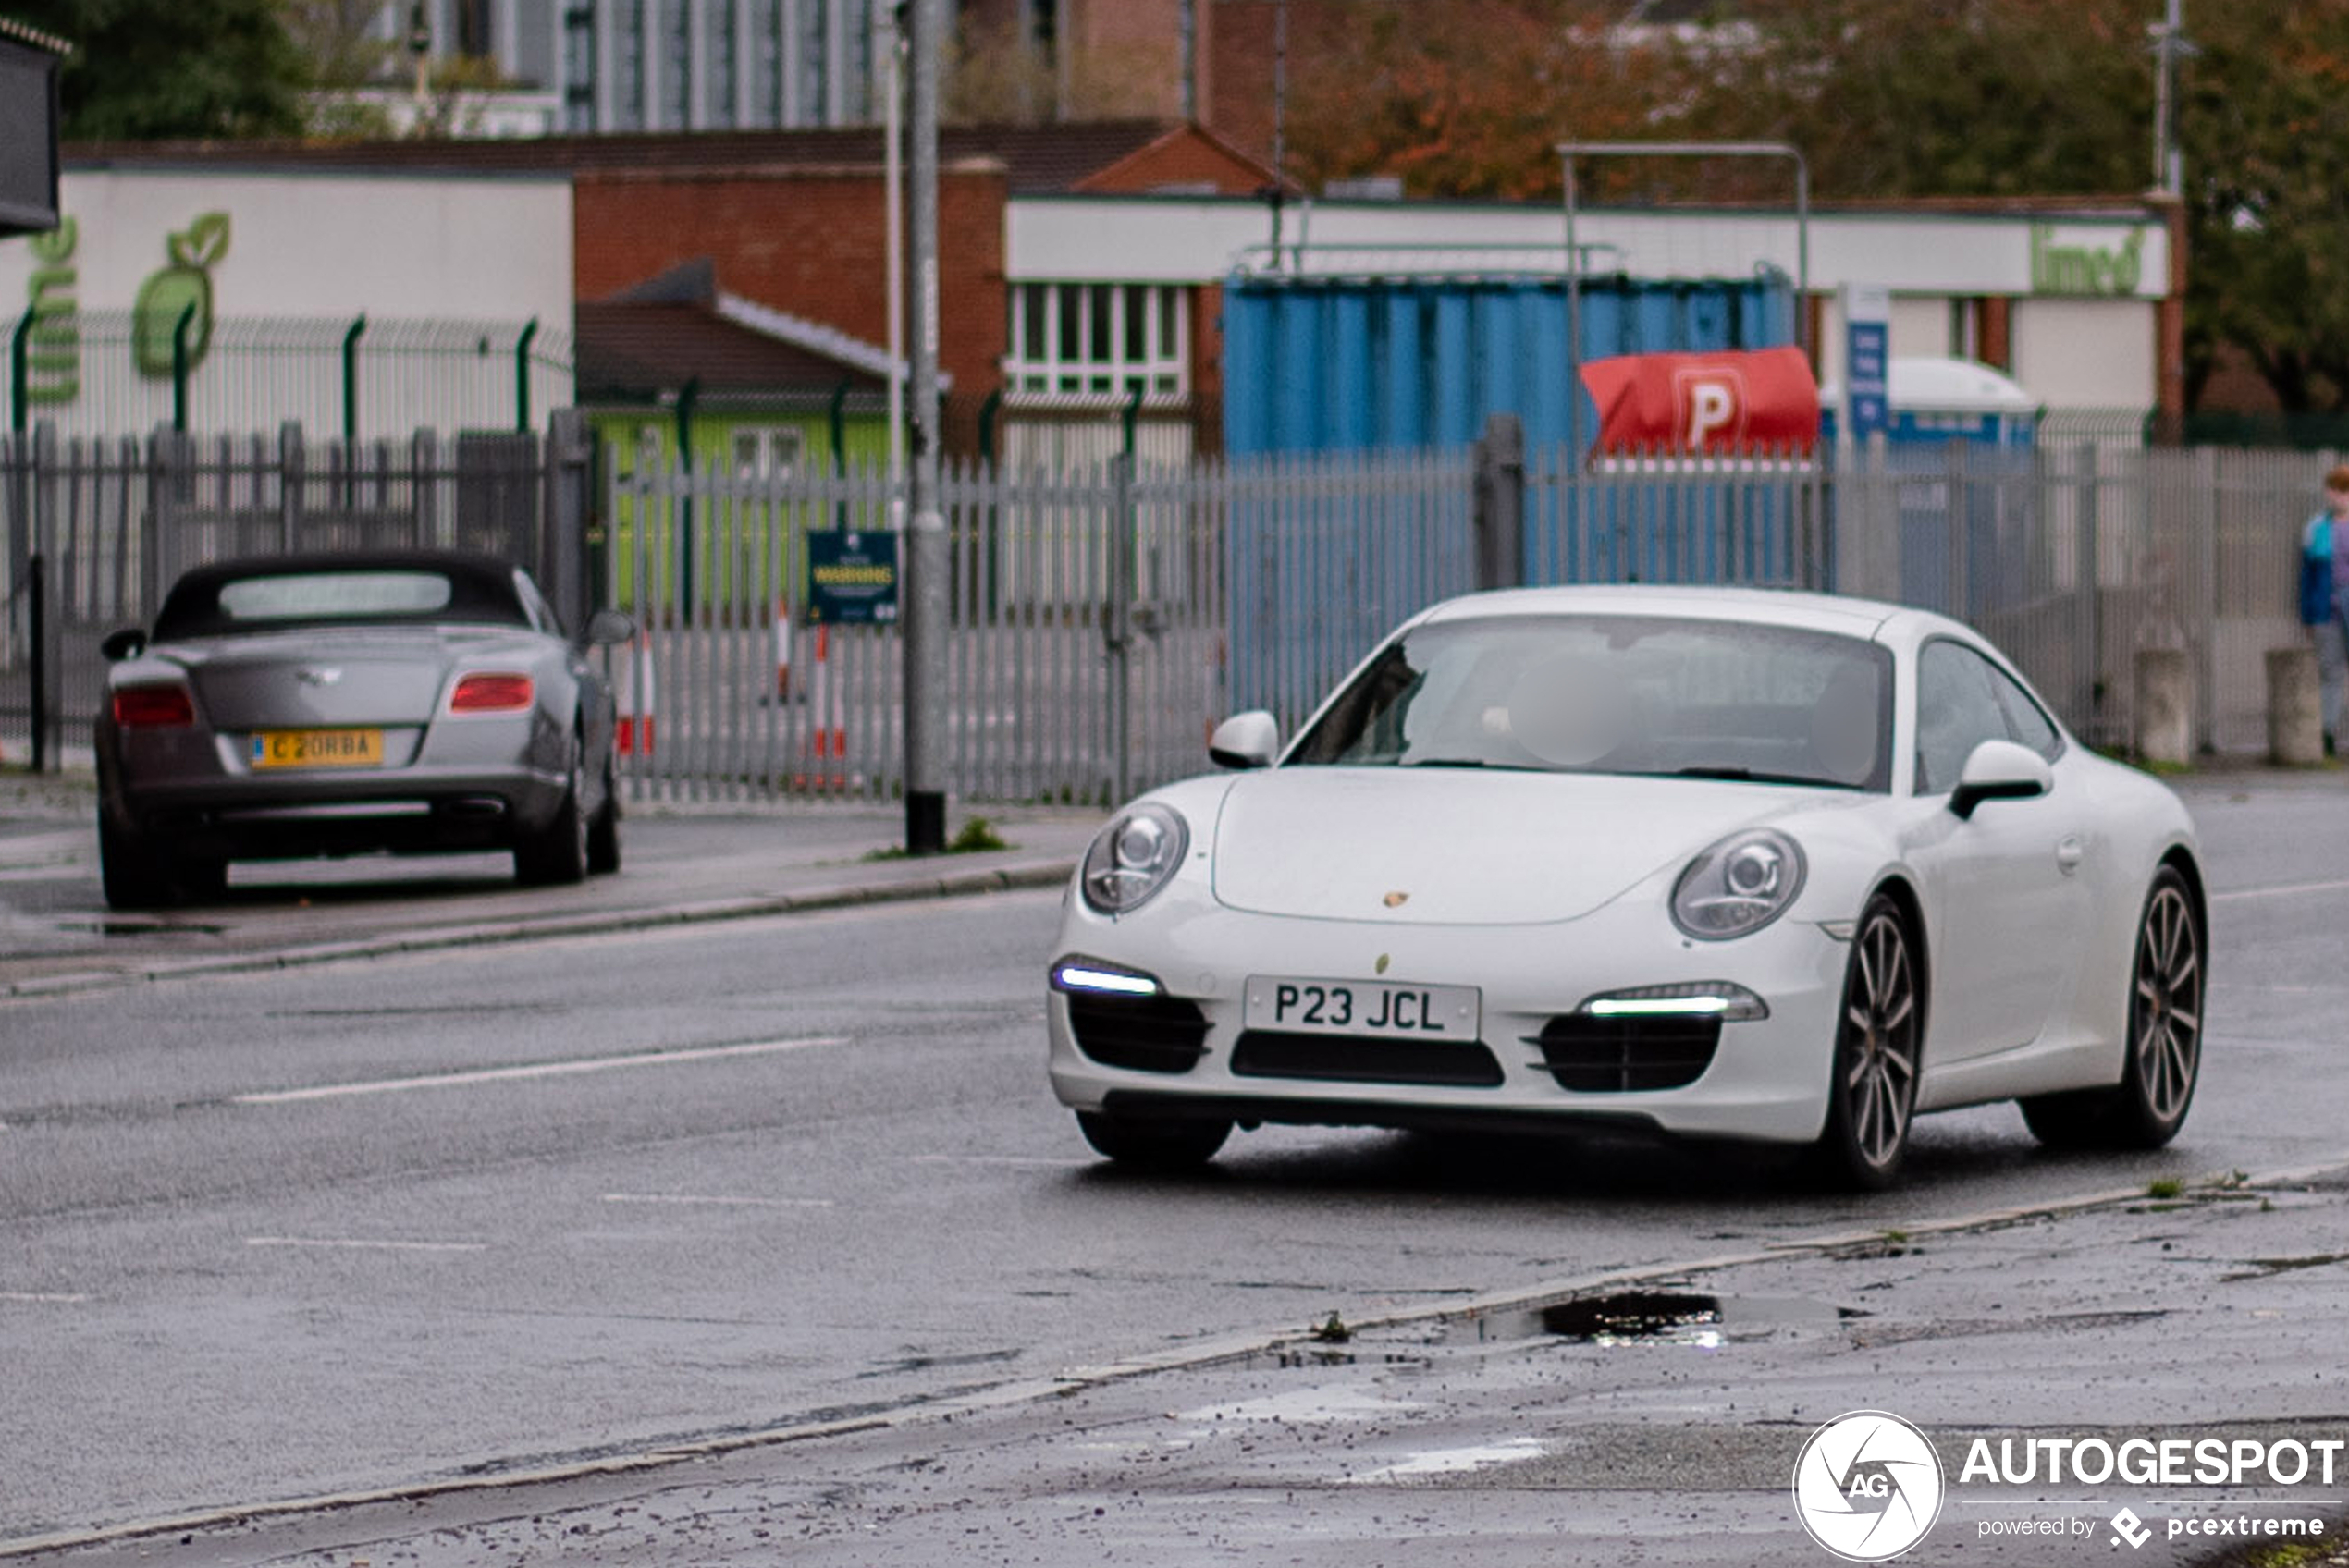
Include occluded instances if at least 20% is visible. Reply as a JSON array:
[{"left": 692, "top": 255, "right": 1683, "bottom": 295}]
[{"left": 107, "top": 764, "right": 569, "bottom": 860}]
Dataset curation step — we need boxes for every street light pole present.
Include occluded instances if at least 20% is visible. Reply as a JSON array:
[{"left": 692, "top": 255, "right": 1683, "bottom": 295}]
[{"left": 903, "top": 0, "right": 947, "bottom": 855}]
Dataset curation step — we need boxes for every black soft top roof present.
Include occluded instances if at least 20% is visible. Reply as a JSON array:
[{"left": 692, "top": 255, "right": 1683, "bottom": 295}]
[{"left": 154, "top": 550, "right": 531, "bottom": 641}]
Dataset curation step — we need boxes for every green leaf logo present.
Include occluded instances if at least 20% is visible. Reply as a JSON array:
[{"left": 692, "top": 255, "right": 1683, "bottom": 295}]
[{"left": 134, "top": 213, "right": 230, "bottom": 379}]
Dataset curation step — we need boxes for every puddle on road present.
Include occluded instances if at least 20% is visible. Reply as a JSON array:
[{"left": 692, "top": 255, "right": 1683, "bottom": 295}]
[{"left": 1445, "top": 1290, "right": 1864, "bottom": 1349}]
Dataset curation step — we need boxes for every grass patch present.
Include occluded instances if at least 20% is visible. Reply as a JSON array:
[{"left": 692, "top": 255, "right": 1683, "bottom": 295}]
[
  {"left": 862, "top": 815, "right": 1015, "bottom": 862},
  {"left": 1310, "top": 1311, "right": 1353, "bottom": 1344},
  {"left": 2146, "top": 1177, "right": 2185, "bottom": 1200}
]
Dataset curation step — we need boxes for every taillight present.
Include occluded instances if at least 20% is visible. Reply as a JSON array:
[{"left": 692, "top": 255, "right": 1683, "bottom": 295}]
[
  {"left": 112, "top": 684, "right": 195, "bottom": 727},
  {"left": 450, "top": 672, "right": 534, "bottom": 713}
]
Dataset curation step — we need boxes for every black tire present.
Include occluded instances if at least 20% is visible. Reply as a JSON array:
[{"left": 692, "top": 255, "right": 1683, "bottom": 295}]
[
  {"left": 1808, "top": 893, "right": 1924, "bottom": 1192},
  {"left": 1075, "top": 1110, "right": 1231, "bottom": 1170},
  {"left": 586, "top": 756, "right": 621, "bottom": 876},
  {"left": 2021, "top": 864, "right": 2203, "bottom": 1151},
  {"left": 98, "top": 814, "right": 176, "bottom": 912},
  {"left": 514, "top": 739, "right": 589, "bottom": 888},
  {"left": 173, "top": 855, "right": 230, "bottom": 904}
]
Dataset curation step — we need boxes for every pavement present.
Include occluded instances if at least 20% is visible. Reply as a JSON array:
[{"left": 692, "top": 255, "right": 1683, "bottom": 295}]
[{"left": 0, "top": 767, "right": 1105, "bottom": 998}]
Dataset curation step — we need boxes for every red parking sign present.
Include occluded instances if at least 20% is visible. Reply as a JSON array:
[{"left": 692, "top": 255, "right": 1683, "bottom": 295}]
[{"left": 1579, "top": 346, "right": 1820, "bottom": 456}]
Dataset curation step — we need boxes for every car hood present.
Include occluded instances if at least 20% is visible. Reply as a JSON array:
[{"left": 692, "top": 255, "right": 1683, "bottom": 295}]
[{"left": 1208, "top": 767, "right": 1824, "bottom": 925}]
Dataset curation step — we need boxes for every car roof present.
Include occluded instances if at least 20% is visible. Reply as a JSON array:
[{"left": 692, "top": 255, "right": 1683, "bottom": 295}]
[
  {"left": 1418, "top": 583, "right": 1940, "bottom": 641},
  {"left": 164, "top": 549, "right": 523, "bottom": 594}
]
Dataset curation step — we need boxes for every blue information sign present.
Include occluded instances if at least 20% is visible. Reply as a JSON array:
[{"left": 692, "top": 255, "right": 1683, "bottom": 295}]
[
  {"left": 1844, "top": 284, "right": 1891, "bottom": 442},
  {"left": 806, "top": 530, "right": 899, "bottom": 625}
]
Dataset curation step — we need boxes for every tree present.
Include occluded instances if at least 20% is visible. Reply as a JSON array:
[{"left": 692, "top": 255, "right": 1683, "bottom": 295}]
[
  {"left": 1275, "top": 0, "right": 2349, "bottom": 414},
  {"left": 1281, "top": 0, "right": 1697, "bottom": 201},
  {"left": 16, "top": 0, "right": 312, "bottom": 141},
  {"left": 2178, "top": 2, "right": 2349, "bottom": 410}
]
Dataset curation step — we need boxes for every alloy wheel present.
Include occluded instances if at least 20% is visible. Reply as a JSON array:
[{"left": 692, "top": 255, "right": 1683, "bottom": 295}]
[
  {"left": 1840, "top": 905, "right": 1920, "bottom": 1171},
  {"left": 2133, "top": 881, "right": 2202, "bottom": 1125}
]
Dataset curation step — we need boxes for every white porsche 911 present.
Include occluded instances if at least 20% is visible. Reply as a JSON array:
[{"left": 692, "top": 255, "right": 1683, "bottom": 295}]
[{"left": 1046, "top": 586, "right": 2206, "bottom": 1189}]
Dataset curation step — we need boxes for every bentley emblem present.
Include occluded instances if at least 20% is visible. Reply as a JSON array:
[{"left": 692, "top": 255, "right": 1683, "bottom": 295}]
[
  {"left": 296, "top": 668, "right": 343, "bottom": 687},
  {"left": 1383, "top": 891, "right": 1408, "bottom": 908}
]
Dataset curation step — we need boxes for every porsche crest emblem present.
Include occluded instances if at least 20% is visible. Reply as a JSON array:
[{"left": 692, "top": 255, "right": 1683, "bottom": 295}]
[{"left": 1383, "top": 891, "right": 1409, "bottom": 908}]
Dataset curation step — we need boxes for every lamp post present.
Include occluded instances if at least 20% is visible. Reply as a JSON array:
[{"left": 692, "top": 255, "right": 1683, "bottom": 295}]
[{"left": 407, "top": 2, "right": 432, "bottom": 120}]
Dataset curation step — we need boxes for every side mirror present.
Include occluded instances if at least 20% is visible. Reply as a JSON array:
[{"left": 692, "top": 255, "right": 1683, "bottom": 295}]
[
  {"left": 1949, "top": 739, "right": 2052, "bottom": 819},
  {"left": 1209, "top": 710, "right": 1280, "bottom": 770},
  {"left": 100, "top": 628, "right": 147, "bottom": 662},
  {"left": 584, "top": 608, "right": 636, "bottom": 647}
]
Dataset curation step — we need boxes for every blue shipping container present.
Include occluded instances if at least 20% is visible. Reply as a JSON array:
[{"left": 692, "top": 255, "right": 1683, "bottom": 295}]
[{"left": 1221, "top": 272, "right": 1799, "bottom": 458}]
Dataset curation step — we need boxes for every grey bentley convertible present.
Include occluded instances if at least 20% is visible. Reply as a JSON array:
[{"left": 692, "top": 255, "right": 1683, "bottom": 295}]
[{"left": 95, "top": 550, "right": 633, "bottom": 909}]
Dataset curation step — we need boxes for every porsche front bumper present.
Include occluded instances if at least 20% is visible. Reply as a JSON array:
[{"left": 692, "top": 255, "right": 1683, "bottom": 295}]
[{"left": 1046, "top": 886, "right": 1853, "bottom": 1146}]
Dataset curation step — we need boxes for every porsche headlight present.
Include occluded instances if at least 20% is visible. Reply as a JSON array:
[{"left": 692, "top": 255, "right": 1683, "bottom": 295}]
[
  {"left": 1080, "top": 802, "right": 1189, "bottom": 915},
  {"left": 1670, "top": 828, "right": 1805, "bottom": 940}
]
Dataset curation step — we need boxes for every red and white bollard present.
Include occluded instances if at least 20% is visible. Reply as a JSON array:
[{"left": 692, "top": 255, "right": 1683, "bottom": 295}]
[{"left": 613, "top": 631, "right": 657, "bottom": 756}]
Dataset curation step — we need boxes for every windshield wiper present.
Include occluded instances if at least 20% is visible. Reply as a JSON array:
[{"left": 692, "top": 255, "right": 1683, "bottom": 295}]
[{"left": 1654, "top": 766, "right": 1862, "bottom": 790}]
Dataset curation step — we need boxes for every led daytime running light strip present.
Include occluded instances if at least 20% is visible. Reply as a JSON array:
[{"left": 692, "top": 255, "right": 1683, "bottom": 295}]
[
  {"left": 1580, "top": 983, "right": 1768, "bottom": 1021},
  {"left": 1052, "top": 962, "right": 1162, "bottom": 998},
  {"left": 1586, "top": 996, "right": 1733, "bottom": 1017}
]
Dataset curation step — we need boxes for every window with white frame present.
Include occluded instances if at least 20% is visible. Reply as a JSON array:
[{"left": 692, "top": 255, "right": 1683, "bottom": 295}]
[
  {"left": 732, "top": 425, "right": 805, "bottom": 479},
  {"left": 1004, "top": 282, "right": 1188, "bottom": 397}
]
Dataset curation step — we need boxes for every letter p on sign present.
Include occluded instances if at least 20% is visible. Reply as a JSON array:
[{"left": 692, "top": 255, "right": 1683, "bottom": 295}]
[{"left": 1676, "top": 370, "right": 1747, "bottom": 453}]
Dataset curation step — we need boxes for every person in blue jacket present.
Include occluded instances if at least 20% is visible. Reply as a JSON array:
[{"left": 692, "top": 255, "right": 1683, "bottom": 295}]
[{"left": 2304, "top": 462, "right": 2349, "bottom": 755}]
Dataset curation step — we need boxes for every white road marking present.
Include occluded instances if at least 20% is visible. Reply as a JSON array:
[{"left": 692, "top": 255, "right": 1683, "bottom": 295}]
[
  {"left": 2211, "top": 877, "right": 2349, "bottom": 904},
  {"left": 245, "top": 1237, "right": 487, "bottom": 1254},
  {"left": 1345, "top": 1438, "right": 1547, "bottom": 1483},
  {"left": 0, "top": 1291, "right": 88, "bottom": 1304},
  {"left": 599, "top": 1194, "right": 833, "bottom": 1208},
  {"left": 908, "top": 1154, "right": 1094, "bottom": 1170},
  {"left": 231, "top": 1035, "right": 848, "bottom": 1105}
]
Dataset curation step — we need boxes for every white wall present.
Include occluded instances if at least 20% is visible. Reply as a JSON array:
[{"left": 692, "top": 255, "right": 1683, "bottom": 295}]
[
  {"left": 0, "top": 168, "right": 572, "bottom": 319},
  {"left": 0, "top": 169, "right": 574, "bottom": 438},
  {"left": 1008, "top": 195, "right": 2171, "bottom": 300},
  {"left": 1888, "top": 296, "right": 1952, "bottom": 361},
  {"left": 2011, "top": 298, "right": 2157, "bottom": 410}
]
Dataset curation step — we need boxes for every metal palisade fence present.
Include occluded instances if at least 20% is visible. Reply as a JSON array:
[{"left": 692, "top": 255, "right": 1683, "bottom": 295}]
[
  {"left": 1, "top": 418, "right": 2331, "bottom": 791},
  {"left": 602, "top": 451, "right": 1231, "bottom": 807},
  {"left": 1, "top": 420, "right": 584, "bottom": 767}
]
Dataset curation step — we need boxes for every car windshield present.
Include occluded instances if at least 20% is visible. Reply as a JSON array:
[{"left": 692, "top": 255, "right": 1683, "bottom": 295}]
[
  {"left": 1288, "top": 613, "right": 1894, "bottom": 791},
  {"left": 154, "top": 562, "right": 531, "bottom": 640}
]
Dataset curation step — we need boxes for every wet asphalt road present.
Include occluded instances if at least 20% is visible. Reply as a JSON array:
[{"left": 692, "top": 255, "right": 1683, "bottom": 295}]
[{"left": 1, "top": 770, "right": 2346, "bottom": 1562}]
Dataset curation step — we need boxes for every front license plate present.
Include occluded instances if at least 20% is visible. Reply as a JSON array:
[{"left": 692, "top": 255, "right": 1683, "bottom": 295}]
[
  {"left": 250, "top": 729, "right": 385, "bottom": 769},
  {"left": 1244, "top": 976, "right": 1481, "bottom": 1040}
]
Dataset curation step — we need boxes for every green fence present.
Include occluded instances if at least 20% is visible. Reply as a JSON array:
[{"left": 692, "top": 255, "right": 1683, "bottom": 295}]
[{"left": 6, "top": 311, "right": 573, "bottom": 442}]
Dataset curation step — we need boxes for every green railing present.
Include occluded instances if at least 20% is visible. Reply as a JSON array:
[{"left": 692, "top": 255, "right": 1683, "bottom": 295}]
[{"left": 6, "top": 311, "right": 572, "bottom": 440}]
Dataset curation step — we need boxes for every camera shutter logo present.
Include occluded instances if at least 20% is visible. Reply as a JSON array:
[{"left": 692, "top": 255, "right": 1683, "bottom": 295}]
[{"left": 1791, "top": 1410, "right": 1945, "bottom": 1561}]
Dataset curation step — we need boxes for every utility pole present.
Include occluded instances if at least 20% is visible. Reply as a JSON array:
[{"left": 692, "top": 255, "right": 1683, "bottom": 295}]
[
  {"left": 903, "top": 0, "right": 947, "bottom": 855},
  {"left": 2150, "top": 0, "right": 2187, "bottom": 196},
  {"left": 881, "top": 3, "right": 904, "bottom": 494}
]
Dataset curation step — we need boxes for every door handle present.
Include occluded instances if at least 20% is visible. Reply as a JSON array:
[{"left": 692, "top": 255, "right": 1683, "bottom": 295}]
[{"left": 2055, "top": 835, "right": 2085, "bottom": 876}]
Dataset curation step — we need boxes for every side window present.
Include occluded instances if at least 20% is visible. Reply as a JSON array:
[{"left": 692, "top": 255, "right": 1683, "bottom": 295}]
[
  {"left": 1912, "top": 642, "right": 2011, "bottom": 794},
  {"left": 1985, "top": 659, "right": 2061, "bottom": 761}
]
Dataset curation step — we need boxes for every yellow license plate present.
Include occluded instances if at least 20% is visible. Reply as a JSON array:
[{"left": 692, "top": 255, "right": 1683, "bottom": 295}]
[{"left": 250, "top": 729, "right": 385, "bottom": 769}]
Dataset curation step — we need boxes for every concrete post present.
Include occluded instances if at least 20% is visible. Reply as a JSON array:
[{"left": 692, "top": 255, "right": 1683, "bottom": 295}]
[
  {"left": 2266, "top": 645, "right": 2325, "bottom": 766},
  {"left": 2134, "top": 647, "right": 2191, "bottom": 767},
  {"left": 1472, "top": 411, "right": 1525, "bottom": 591},
  {"left": 545, "top": 408, "right": 593, "bottom": 631}
]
